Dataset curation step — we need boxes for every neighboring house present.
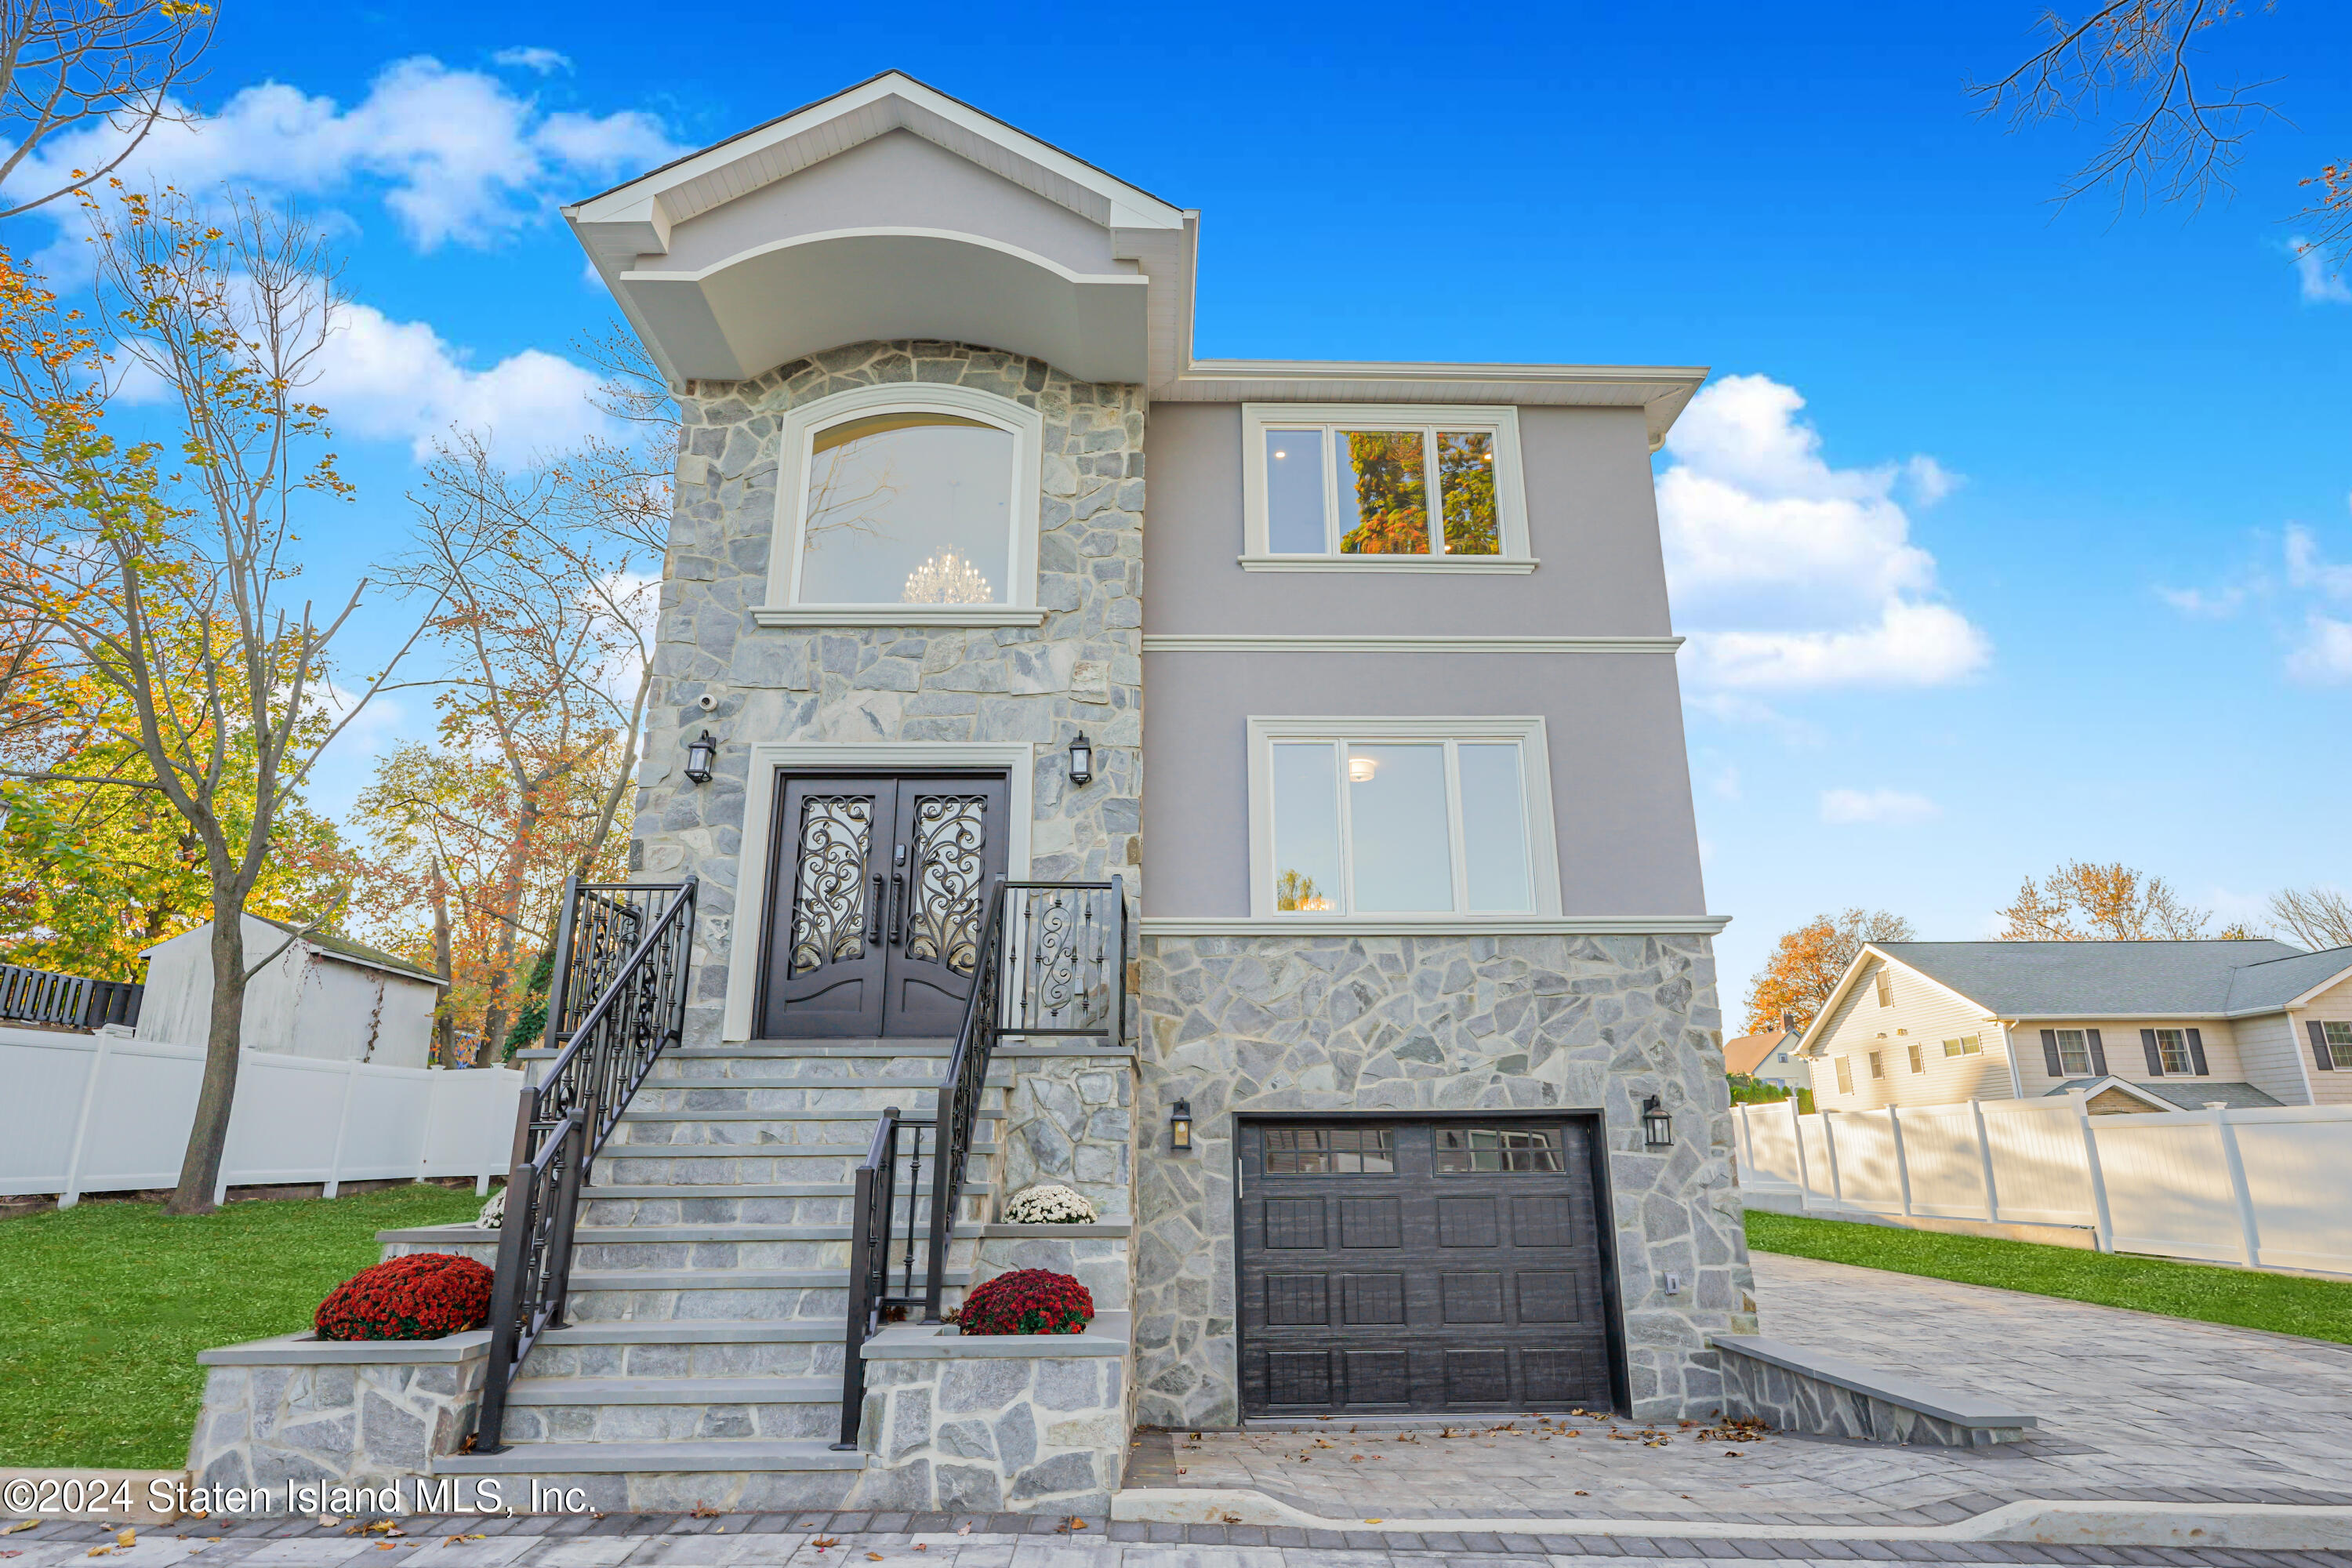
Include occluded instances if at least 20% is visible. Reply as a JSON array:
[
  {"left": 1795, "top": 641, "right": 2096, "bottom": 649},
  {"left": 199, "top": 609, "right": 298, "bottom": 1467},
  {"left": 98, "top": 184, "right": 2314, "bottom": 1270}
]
[
  {"left": 136, "top": 916, "right": 445, "bottom": 1068},
  {"left": 1797, "top": 939, "right": 2352, "bottom": 1113},
  {"left": 1725, "top": 1023, "right": 1802, "bottom": 1089}
]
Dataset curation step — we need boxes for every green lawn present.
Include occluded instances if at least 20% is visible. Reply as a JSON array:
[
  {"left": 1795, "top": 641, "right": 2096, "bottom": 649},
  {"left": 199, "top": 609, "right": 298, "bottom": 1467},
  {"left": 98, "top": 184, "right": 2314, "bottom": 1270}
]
[
  {"left": 1746, "top": 1208, "right": 2352, "bottom": 1344},
  {"left": 0, "top": 1186, "right": 484, "bottom": 1469}
]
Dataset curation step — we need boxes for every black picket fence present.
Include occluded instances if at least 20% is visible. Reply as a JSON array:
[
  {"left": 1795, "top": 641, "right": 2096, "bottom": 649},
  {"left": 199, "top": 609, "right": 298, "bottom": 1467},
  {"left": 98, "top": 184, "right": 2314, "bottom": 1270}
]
[{"left": 0, "top": 963, "right": 143, "bottom": 1031}]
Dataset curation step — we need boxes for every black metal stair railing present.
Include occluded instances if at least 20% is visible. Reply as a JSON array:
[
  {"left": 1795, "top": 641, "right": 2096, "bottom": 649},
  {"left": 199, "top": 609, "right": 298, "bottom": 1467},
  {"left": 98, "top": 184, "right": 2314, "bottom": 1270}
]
[
  {"left": 832, "top": 1108, "right": 937, "bottom": 1450},
  {"left": 919, "top": 875, "right": 1126, "bottom": 1324},
  {"left": 473, "top": 875, "right": 698, "bottom": 1454}
]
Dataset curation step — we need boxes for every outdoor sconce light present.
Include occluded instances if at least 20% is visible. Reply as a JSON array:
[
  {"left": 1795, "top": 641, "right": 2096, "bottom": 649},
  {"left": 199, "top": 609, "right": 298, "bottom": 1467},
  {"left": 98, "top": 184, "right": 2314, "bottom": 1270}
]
[
  {"left": 1169, "top": 1098, "right": 1192, "bottom": 1152},
  {"left": 1067, "top": 730, "right": 1094, "bottom": 787},
  {"left": 683, "top": 730, "right": 718, "bottom": 786},
  {"left": 1642, "top": 1094, "right": 1674, "bottom": 1150}
]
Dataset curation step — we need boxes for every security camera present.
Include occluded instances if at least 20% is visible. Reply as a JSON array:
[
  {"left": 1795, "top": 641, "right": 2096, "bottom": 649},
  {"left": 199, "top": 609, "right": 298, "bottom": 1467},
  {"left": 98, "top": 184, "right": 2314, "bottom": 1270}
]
[{"left": 695, "top": 693, "right": 719, "bottom": 713}]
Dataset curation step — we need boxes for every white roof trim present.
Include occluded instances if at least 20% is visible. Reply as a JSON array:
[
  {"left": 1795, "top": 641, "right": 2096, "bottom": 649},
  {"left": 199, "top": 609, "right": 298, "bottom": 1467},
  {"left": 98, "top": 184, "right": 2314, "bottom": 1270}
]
[
  {"left": 620, "top": 225, "right": 1148, "bottom": 291},
  {"left": 1793, "top": 944, "right": 1993, "bottom": 1057},
  {"left": 568, "top": 71, "right": 1187, "bottom": 244}
]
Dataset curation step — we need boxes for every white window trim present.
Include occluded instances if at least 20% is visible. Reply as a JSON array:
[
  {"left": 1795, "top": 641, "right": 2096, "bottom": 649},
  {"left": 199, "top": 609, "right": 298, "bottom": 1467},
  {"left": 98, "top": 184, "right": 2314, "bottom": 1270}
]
[
  {"left": 2053, "top": 1028, "right": 2093, "bottom": 1077},
  {"left": 758, "top": 382, "right": 1044, "bottom": 625},
  {"left": 1239, "top": 402, "right": 1533, "bottom": 568},
  {"left": 2152, "top": 1027, "right": 2196, "bottom": 1075},
  {"left": 720, "top": 740, "right": 1036, "bottom": 1042},
  {"left": 1245, "top": 715, "right": 1562, "bottom": 921}
]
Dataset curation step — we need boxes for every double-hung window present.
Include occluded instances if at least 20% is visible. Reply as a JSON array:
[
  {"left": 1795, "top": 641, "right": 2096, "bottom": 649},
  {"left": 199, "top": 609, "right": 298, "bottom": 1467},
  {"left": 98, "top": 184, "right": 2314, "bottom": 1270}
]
[
  {"left": 1942, "top": 1035, "right": 1982, "bottom": 1057},
  {"left": 2327, "top": 1022, "right": 2352, "bottom": 1070},
  {"left": 2152, "top": 1028, "right": 2196, "bottom": 1075},
  {"left": 2053, "top": 1029, "right": 2094, "bottom": 1076},
  {"left": 1240, "top": 404, "right": 1530, "bottom": 567},
  {"left": 1250, "top": 717, "right": 1559, "bottom": 919},
  {"left": 1834, "top": 1056, "right": 1853, "bottom": 1094}
]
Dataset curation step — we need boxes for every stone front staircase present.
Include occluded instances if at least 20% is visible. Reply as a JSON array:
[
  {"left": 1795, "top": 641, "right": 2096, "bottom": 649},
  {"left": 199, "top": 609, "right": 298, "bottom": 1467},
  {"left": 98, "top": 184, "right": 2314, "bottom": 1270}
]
[{"left": 434, "top": 1040, "right": 1005, "bottom": 1512}]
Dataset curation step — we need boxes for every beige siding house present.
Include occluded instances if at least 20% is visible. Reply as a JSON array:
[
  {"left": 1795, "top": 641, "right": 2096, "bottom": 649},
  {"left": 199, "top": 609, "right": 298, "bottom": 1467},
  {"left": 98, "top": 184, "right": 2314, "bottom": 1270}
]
[{"left": 1798, "top": 941, "right": 2352, "bottom": 1112}]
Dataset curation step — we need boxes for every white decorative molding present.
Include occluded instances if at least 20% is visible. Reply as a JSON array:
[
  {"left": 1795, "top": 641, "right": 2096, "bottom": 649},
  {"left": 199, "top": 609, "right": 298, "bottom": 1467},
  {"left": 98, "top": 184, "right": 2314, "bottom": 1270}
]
[
  {"left": 721, "top": 740, "right": 1036, "bottom": 1043},
  {"left": 1145, "top": 633, "right": 1681, "bottom": 655},
  {"left": 753, "top": 607, "right": 1049, "bottom": 629},
  {"left": 1138, "top": 915, "right": 1732, "bottom": 937},
  {"left": 1233, "top": 555, "right": 1538, "bottom": 574}
]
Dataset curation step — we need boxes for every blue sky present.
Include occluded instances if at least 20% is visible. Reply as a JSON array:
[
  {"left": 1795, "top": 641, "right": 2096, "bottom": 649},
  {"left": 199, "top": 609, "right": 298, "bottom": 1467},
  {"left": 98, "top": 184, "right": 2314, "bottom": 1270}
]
[{"left": 14, "top": 1, "right": 2349, "bottom": 1011}]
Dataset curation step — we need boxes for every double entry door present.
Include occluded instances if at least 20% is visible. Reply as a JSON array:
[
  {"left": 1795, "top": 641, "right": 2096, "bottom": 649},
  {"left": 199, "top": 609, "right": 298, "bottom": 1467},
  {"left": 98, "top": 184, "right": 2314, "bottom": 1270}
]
[{"left": 760, "top": 771, "right": 1010, "bottom": 1039}]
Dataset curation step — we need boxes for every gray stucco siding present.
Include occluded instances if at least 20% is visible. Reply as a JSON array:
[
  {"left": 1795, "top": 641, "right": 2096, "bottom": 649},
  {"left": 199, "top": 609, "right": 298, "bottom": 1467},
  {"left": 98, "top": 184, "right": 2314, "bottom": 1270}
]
[
  {"left": 1139, "top": 648, "right": 1708, "bottom": 918},
  {"left": 655, "top": 130, "right": 1127, "bottom": 278},
  {"left": 1142, "top": 402, "right": 1673, "bottom": 637}
]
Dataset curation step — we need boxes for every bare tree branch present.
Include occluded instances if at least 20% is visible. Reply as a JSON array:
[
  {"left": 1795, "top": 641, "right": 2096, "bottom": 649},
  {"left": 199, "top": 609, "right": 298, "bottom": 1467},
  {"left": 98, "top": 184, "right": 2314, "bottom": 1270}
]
[{"left": 0, "top": 0, "right": 217, "bottom": 220}]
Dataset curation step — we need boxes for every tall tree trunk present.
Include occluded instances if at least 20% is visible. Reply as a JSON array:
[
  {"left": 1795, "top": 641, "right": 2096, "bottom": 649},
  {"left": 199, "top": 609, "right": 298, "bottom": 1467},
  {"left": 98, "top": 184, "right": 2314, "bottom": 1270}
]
[
  {"left": 429, "top": 855, "right": 457, "bottom": 1068},
  {"left": 163, "top": 902, "right": 246, "bottom": 1215},
  {"left": 480, "top": 782, "right": 546, "bottom": 1062}
]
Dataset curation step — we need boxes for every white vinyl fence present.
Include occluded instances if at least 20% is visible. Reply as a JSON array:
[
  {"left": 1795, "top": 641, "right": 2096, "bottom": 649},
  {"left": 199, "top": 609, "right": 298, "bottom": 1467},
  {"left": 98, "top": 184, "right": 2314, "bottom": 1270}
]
[
  {"left": 1735, "top": 1094, "right": 2352, "bottom": 1278},
  {"left": 0, "top": 1027, "right": 523, "bottom": 1206}
]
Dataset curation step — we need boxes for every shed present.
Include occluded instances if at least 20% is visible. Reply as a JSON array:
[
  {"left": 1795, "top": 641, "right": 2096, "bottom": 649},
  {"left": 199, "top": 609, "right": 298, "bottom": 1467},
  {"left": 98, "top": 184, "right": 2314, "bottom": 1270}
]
[{"left": 135, "top": 915, "right": 445, "bottom": 1068}]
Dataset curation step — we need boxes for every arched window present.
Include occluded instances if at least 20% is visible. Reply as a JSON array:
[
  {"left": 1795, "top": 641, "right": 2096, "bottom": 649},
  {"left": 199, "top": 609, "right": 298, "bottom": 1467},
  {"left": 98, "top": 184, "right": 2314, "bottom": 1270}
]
[{"left": 766, "top": 385, "right": 1043, "bottom": 624}]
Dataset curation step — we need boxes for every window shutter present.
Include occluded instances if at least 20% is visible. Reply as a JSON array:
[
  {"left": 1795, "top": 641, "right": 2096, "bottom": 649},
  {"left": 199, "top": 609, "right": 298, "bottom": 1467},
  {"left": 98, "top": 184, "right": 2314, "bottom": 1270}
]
[
  {"left": 2140, "top": 1029, "right": 2165, "bottom": 1076},
  {"left": 2040, "top": 1029, "right": 2063, "bottom": 1077},
  {"left": 2310, "top": 1020, "right": 2335, "bottom": 1071},
  {"left": 2186, "top": 1027, "right": 2209, "bottom": 1076},
  {"left": 2086, "top": 1029, "right": 2108, "bottom": 1076}
]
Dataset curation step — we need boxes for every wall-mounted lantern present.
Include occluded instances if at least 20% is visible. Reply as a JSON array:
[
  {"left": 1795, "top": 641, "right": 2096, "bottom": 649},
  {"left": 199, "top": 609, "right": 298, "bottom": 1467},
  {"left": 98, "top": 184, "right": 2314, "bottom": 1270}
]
[
  {"left": 1169, "top": 1098, "right": 1192, "bottom": 1152},
  {"left": 1642, "top": 1094, "right": 1674, "bottom": 1150},
  {"left": 683, "top": 730, "right": 719, "bottom": 786},
  {"left": 1067, "top": 731, "right": 1094, "bottom": 787}
]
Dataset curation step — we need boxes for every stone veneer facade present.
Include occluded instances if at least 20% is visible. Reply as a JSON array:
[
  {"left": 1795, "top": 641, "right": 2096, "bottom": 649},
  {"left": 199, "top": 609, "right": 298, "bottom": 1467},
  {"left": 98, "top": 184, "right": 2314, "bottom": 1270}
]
[
  {"left": 637, "top": 339, "right": 1145, "bottom": 1045},
  {"left": 1132, "top": 931, "right": 1756, "bottom": 1427}
]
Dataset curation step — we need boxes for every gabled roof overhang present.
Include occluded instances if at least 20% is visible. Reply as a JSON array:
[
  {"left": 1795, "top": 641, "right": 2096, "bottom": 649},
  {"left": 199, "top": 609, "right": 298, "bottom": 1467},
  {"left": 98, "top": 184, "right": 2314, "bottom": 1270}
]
[{"left": 564, "top": 71, "right": 1191, "bottom": 388}]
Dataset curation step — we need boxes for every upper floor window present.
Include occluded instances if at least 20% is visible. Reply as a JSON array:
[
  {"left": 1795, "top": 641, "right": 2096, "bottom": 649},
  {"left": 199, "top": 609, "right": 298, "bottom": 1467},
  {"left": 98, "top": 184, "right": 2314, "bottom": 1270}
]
[
  {"left": 2326, "top": 1021, "right": 2352, "bottom": 1069},
  {"left": 765, "top": 384, "right": 1044, "bottom": 623},
  {"left": 1239, "top": 403, "right": 1530, "bottom": 570},
  {"left": 1247, "top": 716, "right": 1560, "bottom": 920},
  {"left": 1943, "top": 1034, "right": 1982, "bottom": 1057},
  {"left": 1834, "top": 1056, "right": 1853, "bottom": 1094},
  {"left": 2052, "top": 1029, "right": 2093, "bottom": 1076},
  {"left": 1874, "top": 970, "right": 1893, "bottom": 1007},
  {"left": 2151, "top": 1028, "right": 2198, "bottom": 1075}
]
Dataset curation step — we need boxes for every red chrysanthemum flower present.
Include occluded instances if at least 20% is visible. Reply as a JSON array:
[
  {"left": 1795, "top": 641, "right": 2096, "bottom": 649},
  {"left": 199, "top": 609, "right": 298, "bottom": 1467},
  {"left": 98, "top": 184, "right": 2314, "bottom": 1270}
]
[
  {"left": 955, "top": 1268, "right": 1094, "bottom": 1335},
  {"left": 314, "top": 1252, "right": 495, "bottom": 1341}
]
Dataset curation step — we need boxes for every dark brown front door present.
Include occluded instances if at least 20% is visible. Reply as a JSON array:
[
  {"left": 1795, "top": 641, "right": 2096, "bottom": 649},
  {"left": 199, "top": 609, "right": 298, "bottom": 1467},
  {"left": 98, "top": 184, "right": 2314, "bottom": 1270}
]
[
  {"left": 759, "top": 772, "right": 1009, "bottom": 1039},
  {"left": 1237, "top": 1117, "right": 1614, "bottom": 1415}
]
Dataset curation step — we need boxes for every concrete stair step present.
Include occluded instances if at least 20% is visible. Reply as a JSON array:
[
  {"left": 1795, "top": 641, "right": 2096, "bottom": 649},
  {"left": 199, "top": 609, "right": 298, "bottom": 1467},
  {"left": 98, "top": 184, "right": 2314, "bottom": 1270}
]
[
  {"left": 569, "top": 1268, "right": 967, "bottom": 1291},
  {"left": 434, "top": 1440, "right": 865, "bottom": 1475},
  {"left": 583, "top": 1182, "right": 982, "bottom": 1199},
  {"left": 507, "top": 1376, "right": 837, "bottom": 1406},
  {"left": 538, "top": 1322, "right": 841, "bottom": 1345}
]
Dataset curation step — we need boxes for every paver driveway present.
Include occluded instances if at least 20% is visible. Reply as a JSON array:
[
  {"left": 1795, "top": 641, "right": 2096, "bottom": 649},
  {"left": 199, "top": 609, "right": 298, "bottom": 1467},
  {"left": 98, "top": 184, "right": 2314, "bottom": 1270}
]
[{"left": 1146, "top": 1250, "right": 2352, "bottom": 1526}]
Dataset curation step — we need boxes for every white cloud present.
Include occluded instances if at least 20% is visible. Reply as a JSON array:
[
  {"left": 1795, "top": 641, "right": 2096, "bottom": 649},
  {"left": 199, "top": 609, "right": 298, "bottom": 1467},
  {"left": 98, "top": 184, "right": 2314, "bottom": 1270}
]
[
  {"left": 20, "top": 56, "right": 678, "bottom": 254},
  {"left": 2157, "top": 583, "right": 2249, "bottom": 617},
  {"left": 492, "top": 47, "right": 573, "bottom": 75},
  {"left": 314, "top": 300, "right": 617, "bottom": 461},
  {"left": 1658, "top": 374, "right": 1989, "bottom": 691},
  {"left": 2285, "top": 523, "right": 2352, "bottom": 600},
  {"left": 1818, "top": 787, "right": 1940, "bottom": 826},
  {"left": 2293, "top": 238, "right": 2352, "bottom": 304},
  {"left": 1710, "top": 764, "right": 1742, "bottom": 803},
  {"left": 2288, "top": 615, "right": 2352, "bottom": 684}
]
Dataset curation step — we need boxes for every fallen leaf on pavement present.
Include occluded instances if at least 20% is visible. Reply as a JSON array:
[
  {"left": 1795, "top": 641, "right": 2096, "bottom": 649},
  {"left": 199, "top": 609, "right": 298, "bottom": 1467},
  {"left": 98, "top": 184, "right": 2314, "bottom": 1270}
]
[
  {"left": 0, "top": 1525, "right": 34, "bottom": 1537},
  {"left": 812, "top": 1538, "right": 838, "bottom": 1550},
  {"left": 868, "top": 1554, "right": 884, "bottom": 1561},
  {"left": 116, "top": 1532, "right": 135, "bottom": 1549}
]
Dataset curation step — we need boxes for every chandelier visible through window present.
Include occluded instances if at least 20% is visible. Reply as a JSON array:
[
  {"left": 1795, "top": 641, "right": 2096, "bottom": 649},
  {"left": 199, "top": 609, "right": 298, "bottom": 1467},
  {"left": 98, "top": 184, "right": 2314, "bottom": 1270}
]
[{"left": 902, "top": 547, "right": 994, "bottom": 604}]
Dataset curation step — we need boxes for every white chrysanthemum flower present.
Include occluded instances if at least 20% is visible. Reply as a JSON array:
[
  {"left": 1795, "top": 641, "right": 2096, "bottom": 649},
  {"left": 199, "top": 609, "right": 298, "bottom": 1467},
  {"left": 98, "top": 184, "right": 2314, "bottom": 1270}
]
[{"left": 1004, "top": 1183, "right": 1098, "bottom": 1225}]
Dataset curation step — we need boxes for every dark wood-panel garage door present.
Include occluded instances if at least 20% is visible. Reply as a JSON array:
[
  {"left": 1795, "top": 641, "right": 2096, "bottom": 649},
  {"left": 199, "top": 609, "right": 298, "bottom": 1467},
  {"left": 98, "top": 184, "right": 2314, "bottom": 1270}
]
[{"left": 1237, "top": 1118, "right": 1613, "bottom": 1416}]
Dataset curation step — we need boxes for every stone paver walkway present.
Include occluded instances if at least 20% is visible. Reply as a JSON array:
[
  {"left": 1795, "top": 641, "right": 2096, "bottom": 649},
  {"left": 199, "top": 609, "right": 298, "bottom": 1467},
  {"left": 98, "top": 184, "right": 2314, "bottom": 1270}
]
[
  {"left": 1149, "top": 1251, "right": 2352, "bottom": 1526},
  {"left": 2, "top": 1512, "right": 2348, "bottom": 1567}
]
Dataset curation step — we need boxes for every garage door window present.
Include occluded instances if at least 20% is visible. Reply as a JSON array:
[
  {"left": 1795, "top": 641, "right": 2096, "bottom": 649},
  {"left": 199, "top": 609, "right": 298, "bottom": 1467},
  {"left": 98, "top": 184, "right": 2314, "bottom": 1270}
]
[
  {"left": 1436, "top": 1127, "right": 1564, "bottom": 1174},
  {"left": 1265, "top": 1126, "right": 1396, "bottom": 1174}
]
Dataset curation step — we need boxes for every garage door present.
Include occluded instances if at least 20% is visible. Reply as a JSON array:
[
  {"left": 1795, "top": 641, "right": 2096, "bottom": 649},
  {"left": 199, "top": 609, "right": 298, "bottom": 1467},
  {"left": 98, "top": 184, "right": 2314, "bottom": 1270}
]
[{"left": 1236, "top": 1118, "right": 1613, "bottom": 1416}]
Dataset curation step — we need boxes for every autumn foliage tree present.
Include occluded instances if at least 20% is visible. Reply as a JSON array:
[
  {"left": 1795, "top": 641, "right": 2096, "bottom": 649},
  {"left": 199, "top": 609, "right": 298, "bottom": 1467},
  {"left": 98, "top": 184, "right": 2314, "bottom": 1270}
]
[
  {"left": 1995, "top": 860, "right": 2234, "bottom": 941},
  {"left": 1744, "top": 908, "right": 1917, "bottom": 1034},
  {"left": 1976, "top": 2, "right": 2350, "bottom": 274},
  {"left": 0, "top": 190, "right": 432, "bottom": 1214}
]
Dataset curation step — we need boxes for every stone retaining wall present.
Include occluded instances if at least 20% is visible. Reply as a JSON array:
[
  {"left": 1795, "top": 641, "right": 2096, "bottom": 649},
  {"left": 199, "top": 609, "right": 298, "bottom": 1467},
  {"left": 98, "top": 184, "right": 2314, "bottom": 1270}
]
[
  {"left": 187, "top": 1334, "right": 488, "bottom": 1499},
  {"left": 1714, "top": 1335, "right": 2034, "bottom": 1447},
  {"left": 848, "top": 1317, "right": 1132, "bottom": 1512},
  {"left": 996, "top": 1049, "right": 1137, "bottom": 1224}
]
